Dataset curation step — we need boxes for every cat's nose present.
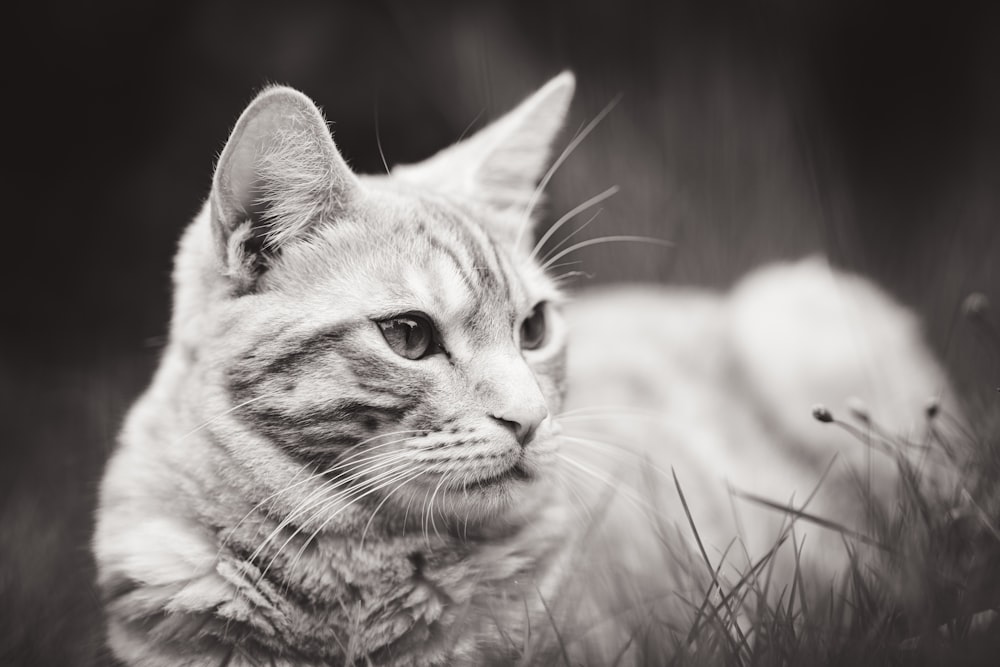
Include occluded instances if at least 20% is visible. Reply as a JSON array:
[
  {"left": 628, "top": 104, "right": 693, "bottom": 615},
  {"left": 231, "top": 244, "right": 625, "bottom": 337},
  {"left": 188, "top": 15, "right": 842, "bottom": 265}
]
[{"left": 491, "top": 401, "right": 548, "bottom": 446}]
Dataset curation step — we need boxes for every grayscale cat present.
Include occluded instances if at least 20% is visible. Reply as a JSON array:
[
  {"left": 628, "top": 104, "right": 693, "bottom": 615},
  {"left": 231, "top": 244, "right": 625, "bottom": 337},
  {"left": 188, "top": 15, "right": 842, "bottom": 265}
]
[{"left": 94, "top": 73, "right": 957, "bottom": 665}]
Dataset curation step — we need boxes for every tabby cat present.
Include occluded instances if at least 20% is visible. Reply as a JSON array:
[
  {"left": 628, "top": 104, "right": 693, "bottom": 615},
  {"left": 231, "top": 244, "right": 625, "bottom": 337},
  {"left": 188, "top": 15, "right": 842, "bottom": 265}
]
[{"left": 94, "top": 73, "right": 955, "bottom": 665}]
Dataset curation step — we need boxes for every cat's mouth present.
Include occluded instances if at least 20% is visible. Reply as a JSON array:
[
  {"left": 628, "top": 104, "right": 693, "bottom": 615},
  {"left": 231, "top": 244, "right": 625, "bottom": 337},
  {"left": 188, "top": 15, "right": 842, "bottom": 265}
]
[{"left": 460, "top": 462, "right": 532, "bottom": 490}]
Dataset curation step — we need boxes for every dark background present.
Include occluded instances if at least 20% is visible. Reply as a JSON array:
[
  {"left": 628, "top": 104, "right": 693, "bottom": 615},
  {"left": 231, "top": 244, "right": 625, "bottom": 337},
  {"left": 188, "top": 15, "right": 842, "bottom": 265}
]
[{"left": 3, "top": 1, "right": 998, "bottom": 664}]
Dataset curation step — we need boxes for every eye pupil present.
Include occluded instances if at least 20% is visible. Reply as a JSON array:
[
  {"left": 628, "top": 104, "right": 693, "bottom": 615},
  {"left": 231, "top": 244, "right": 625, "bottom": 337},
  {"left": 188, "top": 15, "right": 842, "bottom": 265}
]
[
  {"left": 378, "top": 314, "right": 435, "bottom": 360},
  {"left": 520, "top": 303, "right": 547, "bottom": 350}
]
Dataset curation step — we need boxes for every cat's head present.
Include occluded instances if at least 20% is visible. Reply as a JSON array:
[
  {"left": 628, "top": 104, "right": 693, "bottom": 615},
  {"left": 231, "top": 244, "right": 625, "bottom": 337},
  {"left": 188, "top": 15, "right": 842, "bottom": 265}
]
[{"left": 192, "top": 74, "right": 576, "bottom": 528}]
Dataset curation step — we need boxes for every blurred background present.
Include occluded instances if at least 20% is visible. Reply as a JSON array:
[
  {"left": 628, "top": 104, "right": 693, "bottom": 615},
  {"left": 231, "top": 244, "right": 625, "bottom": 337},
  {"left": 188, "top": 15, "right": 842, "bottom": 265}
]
[{"left": 2, "top": 0, "right": 998, "bottom": 663}]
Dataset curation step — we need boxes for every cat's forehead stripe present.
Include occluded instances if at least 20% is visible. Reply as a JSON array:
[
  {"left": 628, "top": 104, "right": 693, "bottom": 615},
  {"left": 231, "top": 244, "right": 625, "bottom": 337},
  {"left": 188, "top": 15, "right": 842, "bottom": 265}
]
[
  {"left": 482, "top": 230, "right": 514, "bottom": 301},
  {"left": 420, "top": 228, "right": 480, "bottom": 301},
  {"left": 414, "top": 200, "right": 522, "bottom": 343},
  {"left": 427, "top": 200, "right": 510, "bottom": 297}
]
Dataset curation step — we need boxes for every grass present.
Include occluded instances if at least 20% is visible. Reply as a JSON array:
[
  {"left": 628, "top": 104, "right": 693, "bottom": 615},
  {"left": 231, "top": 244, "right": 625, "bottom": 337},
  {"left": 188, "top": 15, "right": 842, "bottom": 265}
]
[
  {"left": 521, "top": 416, "right": 999, "bottom": 665},
  {"left": 511, "top": 297, "right": 1000, "bottom": 667}
]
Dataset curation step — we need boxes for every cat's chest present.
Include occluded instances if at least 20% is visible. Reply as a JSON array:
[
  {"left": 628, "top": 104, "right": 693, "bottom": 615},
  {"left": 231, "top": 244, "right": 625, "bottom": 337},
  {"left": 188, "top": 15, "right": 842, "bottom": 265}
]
[{"left": 218, "top": 525, "right": 544, "bottom": 663}]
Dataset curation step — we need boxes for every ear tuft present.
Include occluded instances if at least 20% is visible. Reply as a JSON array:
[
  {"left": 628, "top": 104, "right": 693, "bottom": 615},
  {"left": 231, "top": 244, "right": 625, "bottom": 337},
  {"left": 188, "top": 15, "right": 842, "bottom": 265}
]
[
  {"left": 211, "top": 85, "right": 359, "bottom": 290},
  {"left": 393, "top": 72, "right": 576, "bottom": 215}
]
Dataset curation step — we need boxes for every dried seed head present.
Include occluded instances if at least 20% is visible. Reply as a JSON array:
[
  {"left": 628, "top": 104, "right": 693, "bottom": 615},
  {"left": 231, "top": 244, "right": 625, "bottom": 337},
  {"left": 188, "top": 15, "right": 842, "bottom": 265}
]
[
  {"left": 962, "top": 292, "right": 989, "bottom": 318},
  {"left": 846, "top": 396, "right": 870, "bottom": 424},
  {"left": 812, "top": 404, "right": 834, "bottom": 423}
]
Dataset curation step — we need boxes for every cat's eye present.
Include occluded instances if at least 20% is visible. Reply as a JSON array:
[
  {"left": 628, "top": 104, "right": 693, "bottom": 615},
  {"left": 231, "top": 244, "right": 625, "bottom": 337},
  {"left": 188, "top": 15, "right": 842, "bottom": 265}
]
[
  {"left": 377, "top": 313, "right": 442, "bottom": 360},
  {"left": 520, "top": 302, "right": 547, "bottom": 350}
]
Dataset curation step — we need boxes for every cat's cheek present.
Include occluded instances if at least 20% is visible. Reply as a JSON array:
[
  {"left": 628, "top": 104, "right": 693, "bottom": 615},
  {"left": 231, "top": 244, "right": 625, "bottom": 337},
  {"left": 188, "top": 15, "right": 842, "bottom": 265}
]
[{"left": 528, "top": 345, "right": 569, "bottom": 414}]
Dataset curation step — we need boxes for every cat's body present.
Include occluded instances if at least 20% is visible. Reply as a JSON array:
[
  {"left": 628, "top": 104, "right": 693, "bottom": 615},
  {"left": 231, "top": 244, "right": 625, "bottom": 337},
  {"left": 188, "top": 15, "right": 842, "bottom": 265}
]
[
  {"left": 564, "top": 263, "right": 956, "bottom": 581},
  {"left": 94, "top": 74, "right": 956, "bottom": 665}
]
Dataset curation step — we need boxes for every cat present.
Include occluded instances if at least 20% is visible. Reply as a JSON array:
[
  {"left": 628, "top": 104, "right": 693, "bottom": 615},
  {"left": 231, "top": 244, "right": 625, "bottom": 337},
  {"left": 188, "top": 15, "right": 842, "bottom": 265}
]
[{"left": 93, "top": 72, "right": 958, "bottom": 666}]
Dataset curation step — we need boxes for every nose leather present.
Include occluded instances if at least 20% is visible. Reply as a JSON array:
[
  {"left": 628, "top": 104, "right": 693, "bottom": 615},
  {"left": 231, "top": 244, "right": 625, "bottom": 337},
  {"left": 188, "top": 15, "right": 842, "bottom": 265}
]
[
  {"left": 477, "top": 353, "right": 548, "bottom": 446},
  {"left": 491, "top": 401, "right": 548, "bottom": 446}
]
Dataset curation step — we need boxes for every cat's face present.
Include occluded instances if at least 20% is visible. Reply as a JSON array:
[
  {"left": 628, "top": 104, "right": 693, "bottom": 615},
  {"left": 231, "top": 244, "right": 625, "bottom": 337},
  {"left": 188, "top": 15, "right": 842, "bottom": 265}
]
[{"left": 203, "top": 76, "right": 575, "bottom": 527}]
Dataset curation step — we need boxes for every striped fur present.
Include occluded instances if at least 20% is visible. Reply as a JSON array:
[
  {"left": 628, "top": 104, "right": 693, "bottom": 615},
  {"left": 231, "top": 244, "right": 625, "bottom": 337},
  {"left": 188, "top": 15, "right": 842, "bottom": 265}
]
[{"left": 95, "top": 75, "right": 576, "bottom": 666}]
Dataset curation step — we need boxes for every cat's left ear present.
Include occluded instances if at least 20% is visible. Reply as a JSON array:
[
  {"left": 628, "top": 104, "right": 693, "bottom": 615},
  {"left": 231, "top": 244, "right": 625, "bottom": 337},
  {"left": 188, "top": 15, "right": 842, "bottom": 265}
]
[{"left": 393, "top": 72, "right": 575, "bottom": 219}]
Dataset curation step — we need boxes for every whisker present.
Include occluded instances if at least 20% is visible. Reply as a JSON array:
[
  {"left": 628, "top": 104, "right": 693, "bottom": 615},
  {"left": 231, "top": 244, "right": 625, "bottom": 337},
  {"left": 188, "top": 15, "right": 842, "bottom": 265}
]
[
  {"left": 456, "top": 107, "right": 486, "bottom": 143},
  {"left": 222, "top": 430, "right": 428, "bottom": 557},
  {"left": 401, "top": 477, "right": 421, "bottom": 533},
  {"left": 556, "top": 405, "right": 666, "bottom": 419},
  {"left": 425, "top": 471, "right": 452, "bottom": 542},
  {"left": 542, "top": 235, "right": 674, "bottom": 270},
  {"left": 326, "top": 429, "right": 426, "bottom": 470},
  {"left": 264, "top": 437, "right": 423, "bottom": 527},
  {"left": 274, "top": 468, "right": 421, "bottom": 585},
  {"left": 514, "top": 95, "right": 622, "bottom": 248},
  {"left": 555, "top": 451, "right": 664, "bottom": 520},
  {"left": 552, "top": 468, "right": 595, "bottom": 526},
  {"left": 541, "top": 260, "right": 585, "bottom": 272},
  {"left": 530, "top": 186, "right": 620, "bottom": 261},
  {"left": 259, "top": 463, "right": 416, "bottom": 580},
  {"left": 212, "top": 397, "right": 422, "bottom": 560},
  {"left": 540, "top": 210, "right": 604, "bottom": 265},
  {"left": 173, "top": 394, "right": 270, "bottom": 444},
  {"left": 319, "top": 442, "right": 418, "bottom": 478},
  {"left": 247, "top": 449, "right": 417, "bottom": 567},
  {"left": 229, "top": 431, "right": 422, "bottom": 539},
  {"left": 360, "top": 469, "right": 427, "bottom": 546},
  {"left": 299, "top": 464, "right": 423, "bottom": 548},
  {"left": 550, "top": 271, "right": 593, "bottom": 286},
  {"left": 374, "top": 100, "right": 390, "bottom": 175},
  {"left": 218, "top": 464, "right": 312, "bottom": 556},
  {"left": 419, "top": 471, "right": 436, "bottom": 543},
  {"left": 560, "top": 432, "right": 648, "bottom": 453}
]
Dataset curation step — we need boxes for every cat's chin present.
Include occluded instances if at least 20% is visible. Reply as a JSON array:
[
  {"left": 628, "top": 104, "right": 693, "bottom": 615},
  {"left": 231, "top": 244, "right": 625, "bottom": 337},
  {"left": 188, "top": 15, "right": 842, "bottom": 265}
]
[
  {"left": 386, "top": 464, "right": 553, "bottom": 530},
  {"left": 456, "top": 460, "right": 533, "bottom": 490}
]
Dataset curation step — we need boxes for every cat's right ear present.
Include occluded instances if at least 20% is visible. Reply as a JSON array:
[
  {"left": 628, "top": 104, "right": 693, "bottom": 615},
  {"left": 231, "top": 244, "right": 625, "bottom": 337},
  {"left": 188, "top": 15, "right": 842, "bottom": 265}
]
[
  {"left": 210, "top": 86, "right": 360, "bottom": 292},
  {"left": 392, "top": 72, "right": 575, "bottom": 225}
]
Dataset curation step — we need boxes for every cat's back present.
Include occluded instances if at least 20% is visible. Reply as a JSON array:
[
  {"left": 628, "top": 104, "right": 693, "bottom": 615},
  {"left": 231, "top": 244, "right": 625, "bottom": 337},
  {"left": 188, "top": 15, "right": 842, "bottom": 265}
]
[
  {"left": 564, "top": 256, "right": 952, "bottom": 459},
  {"left": 559, "top": 257, "right": 956, "bottom": 576}
]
